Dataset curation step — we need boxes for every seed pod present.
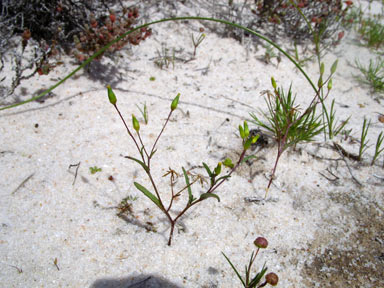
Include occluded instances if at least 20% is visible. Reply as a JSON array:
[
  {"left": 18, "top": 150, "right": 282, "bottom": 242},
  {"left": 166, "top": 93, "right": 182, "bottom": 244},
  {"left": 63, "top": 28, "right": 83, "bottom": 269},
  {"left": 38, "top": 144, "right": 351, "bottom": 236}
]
[
  {"left": 271, "top": 77, "right": 277, "bottom": 90},
  {"left": 265, "top": 273, "right": 279, "bottom": 286},
  {"left": 320, "top": 62, "right": 325, "bottom": 76},
  {"left": 331, "top": 59, "right": 338, "bottom": 74},
  {"left": 132, "top": 114, "right": 140, "bottom": 132},
  {"left": 107, "top": 85, "right": 117, "bottom": 105},
  {"left": 254, "top": 237, "right": 268, "bottom": 248},
  {"left": 171, "top": 93, "right": 180, "bottom": 111},
  {"left": 318, "top": 76, "right": 323, "bottom": 88},
  {"left": 327, "top": 79, "right": 333, "bottom": 91}
]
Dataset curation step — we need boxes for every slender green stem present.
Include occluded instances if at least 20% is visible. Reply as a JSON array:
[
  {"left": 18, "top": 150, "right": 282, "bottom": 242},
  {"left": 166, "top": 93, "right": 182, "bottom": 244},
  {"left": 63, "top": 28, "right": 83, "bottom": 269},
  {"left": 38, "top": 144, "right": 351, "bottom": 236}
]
[{"left": 0, "top": 16, "right": 318, "bottom": 112}]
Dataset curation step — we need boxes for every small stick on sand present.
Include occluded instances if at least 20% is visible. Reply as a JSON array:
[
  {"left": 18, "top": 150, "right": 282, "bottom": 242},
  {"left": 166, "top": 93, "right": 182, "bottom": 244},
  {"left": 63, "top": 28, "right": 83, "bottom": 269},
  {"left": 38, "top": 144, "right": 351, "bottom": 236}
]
[{"left": 11, "top": 173, "right": 34, "bottom": 195}]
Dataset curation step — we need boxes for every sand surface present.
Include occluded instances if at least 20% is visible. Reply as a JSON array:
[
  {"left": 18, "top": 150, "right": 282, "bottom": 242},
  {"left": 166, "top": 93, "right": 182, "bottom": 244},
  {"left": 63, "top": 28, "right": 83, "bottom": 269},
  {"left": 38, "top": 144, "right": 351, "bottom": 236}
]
[{"left": 0, "top": 1, "right": 383, "bottom": 287}]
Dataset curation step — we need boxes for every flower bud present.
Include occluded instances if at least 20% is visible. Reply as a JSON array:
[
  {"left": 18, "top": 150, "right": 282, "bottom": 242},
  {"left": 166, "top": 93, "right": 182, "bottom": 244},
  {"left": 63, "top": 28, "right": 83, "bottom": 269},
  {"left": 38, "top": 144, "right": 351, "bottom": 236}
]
[
  {"left": 107, "top": 85, "right": 117, "bottom": 105},
  {"left": 132, "top": 114, "right": 140, "bottom": 132},
  {"left": 318, "top": 76, "right": 323, "bottom": 88},
  {"left": 171, "top": 93, "right": 180, "bottom": 111},
  {"left": 254, "top": 237, "right": 268, "bottom": 248},
  {"left": 271, "top": 77, "right": 277, "bottom": 90},
  {"left": 320, "top": 62, "right": 325, "bottom": 76},
  {"left": 327, "top": 79, "right": 332, "bottom": 91},
  {"left": 244, "top": 121, "right": 249, "bottom": 138},
  {"left": 239, "top": 125, "right": 245, "bottom": 139},
  {"left": 265, "top": 273, "right": 279, "bottom": 286},
  {"left": 331, "top": 59, "right": 338, "bottom": 74},
  {"left": 214, "top": 162, "right": 222, "bottom": 175}
]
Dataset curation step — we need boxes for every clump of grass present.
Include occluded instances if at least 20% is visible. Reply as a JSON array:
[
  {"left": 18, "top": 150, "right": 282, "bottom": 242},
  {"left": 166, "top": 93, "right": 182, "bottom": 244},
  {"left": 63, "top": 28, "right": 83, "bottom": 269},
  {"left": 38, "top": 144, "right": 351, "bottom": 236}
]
[
  {"left": 355, "top": 58, "right": 384, "bottom": 95},
  {"left": 223, "top": 237, "right": 279, "bottom": 287},
  {"left": 357, "top": 18, "right": 384, "bottom": 49},
  {"left": 251, "top": 77, "right": 323, "bottom": 196},
  {"left": 107, "top": 86, "right": 258, "bottom": 245}
]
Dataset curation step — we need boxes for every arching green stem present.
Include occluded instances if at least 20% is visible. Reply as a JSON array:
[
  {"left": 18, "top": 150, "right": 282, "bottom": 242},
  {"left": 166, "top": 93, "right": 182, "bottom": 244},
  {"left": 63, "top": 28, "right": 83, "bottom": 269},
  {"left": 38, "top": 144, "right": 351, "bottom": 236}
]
[{"left": 0, "top": 16, "right": 318, "bottom": 111}]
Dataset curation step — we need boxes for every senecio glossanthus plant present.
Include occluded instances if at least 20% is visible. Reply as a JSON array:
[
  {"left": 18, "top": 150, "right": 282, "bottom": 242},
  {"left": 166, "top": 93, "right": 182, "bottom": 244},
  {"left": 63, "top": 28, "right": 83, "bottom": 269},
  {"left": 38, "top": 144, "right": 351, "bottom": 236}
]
[
  {"left": 222, "top": 237, "right": 279, "bottom": 287},
  {"left": 107, "top": 85, "right": 259, "bottom": 246}
]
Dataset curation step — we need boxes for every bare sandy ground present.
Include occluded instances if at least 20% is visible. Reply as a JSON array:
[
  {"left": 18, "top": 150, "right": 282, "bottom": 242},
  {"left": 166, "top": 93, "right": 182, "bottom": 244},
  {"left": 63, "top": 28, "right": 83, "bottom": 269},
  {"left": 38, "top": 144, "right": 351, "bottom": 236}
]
[{"left": 0, "top": 1, "right": 383, "bottom": 287}]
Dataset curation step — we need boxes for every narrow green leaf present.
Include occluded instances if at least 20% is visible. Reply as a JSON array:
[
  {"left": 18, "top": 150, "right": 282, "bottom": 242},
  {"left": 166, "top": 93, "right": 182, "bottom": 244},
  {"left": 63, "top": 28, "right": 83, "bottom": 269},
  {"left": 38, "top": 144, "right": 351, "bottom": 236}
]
[
  {"left": 182, "top": 167, "right": 194, "bottom": 204},
  {"left": 222, "top": 252, "right": 246, "bottom": 287},
  {"left": 241, "top": 155, "right": 258, "bottom": 163},
  {"left": 215, "top": 175, "right": 231, "bottom": 183},
  {"left": 125, "top": 156, "right": 149, "bottom": 173},
  {"left": 249, "top": 263, "right": 268, "bottom": 287},
  {"left": 199, "top": 192, "right": 220, "bottom": 202},
  {"left": 134, "top": 182, "right": 162, "bottom": 209},
  {"left": 239, "top": 125, "right": 245, "bottom": 139},
  {"left": 150, "top": 149, "right": 157, "bottom": 158},
  {"left": 202, "top": 162, "right": 213, "bottom": 177},
  {"left": 244, "top": 121, "right": 249, "bottom": 138}
]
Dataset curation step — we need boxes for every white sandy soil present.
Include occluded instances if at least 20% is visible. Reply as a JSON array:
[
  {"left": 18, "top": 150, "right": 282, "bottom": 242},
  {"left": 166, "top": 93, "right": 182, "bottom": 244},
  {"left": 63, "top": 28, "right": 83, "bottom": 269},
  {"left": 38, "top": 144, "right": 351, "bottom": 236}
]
[{"left": 0, "top": 1, "right": 383, "bottom": 287}]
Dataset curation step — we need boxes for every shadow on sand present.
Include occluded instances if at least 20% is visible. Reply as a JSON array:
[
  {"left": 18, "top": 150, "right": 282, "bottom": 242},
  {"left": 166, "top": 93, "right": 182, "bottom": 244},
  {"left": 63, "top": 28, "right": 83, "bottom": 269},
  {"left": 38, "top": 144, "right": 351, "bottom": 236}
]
[{"left": 90, "top": 274, "right": 183, "bottom": 288}]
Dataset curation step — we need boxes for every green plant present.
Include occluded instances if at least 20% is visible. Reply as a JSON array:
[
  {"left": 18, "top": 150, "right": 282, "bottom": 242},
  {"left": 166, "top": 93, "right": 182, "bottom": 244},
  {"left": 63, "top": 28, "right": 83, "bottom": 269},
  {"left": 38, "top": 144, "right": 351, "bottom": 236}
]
[
  {"left": 251, "top": 78, "right": 323, "bottom": 196},
  {"left": 222, "top": 237, "right": 279, "bottom": 287},
  {"left": 154, "top": 44, "right": 176, "bottom": 69},
  {"left": 327, "top": 99, "right": 350, "bottom": 139},
  {"left": 358, "top": 118, "right": 371, "bottom": 161},
  {"left": 191, "top": 27, "right": 206, "bottom": 57},
  {"left": 136, "top": 102, "right": 149, "bottom": 125},
  {"left": 261, "top": 43, "right": 280, "bottom": 64},
  {"left": 371, "top": 132, "right": 384, "bottom": 165},
  {"left": 107, "top": 86, "right": 258, "bottom": 245},
  {"left": 149, "top": 76, "right": 156, "bottom": 81},
  {"left": 357, "top": 17, "right": 384, "bottom": 49},
  {"left": 289, "top": 0, "right": 348, "bottom": 141},
  {"left": 89, "top": 166, "right": 102, "bottom": 174},
  {"left": 355, "top": 58, "right": 384, "bottom": 94}
]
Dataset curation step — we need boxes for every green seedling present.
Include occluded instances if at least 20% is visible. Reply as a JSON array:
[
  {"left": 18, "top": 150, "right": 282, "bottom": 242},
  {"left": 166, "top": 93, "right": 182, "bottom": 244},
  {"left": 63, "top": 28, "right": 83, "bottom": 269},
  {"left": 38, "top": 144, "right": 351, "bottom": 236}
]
[
  {"left": 327, "top": 99, "right": 350, "bottom": 139},
  {"left": 358, "top": 118, "right": 371, "bottom": 161},
  {"left": 154, "top": 44, "right": 176, "bottom": 69},
  {"left": 222, "top": 237, "right": 279, "bottom": 287},
  {"left": 191, "top": 28, "right": 206, "bottom": 57},
  {"left": 371, "top": 132, "right": 384, "bottom": 165},
  {"left": 136, "top": 102, "right": 149, "bottom": 125},
  {"left": 358, "top": 17, "right": 384, "bottom": 49},
  {"left": 251, "top": 78, "right": 323, "bottom": 197},
  {"left": 262, "top": 43, "right": 279, "bottom": 65},
  {"left": 89, "top": 166, "right": 102, "bottom": 174},
  {"left": 107, "top": 86, "right": 258, "bottom": 245},
  {"left": 355, "top": 58, "right": 384, "bottom": 95}
]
